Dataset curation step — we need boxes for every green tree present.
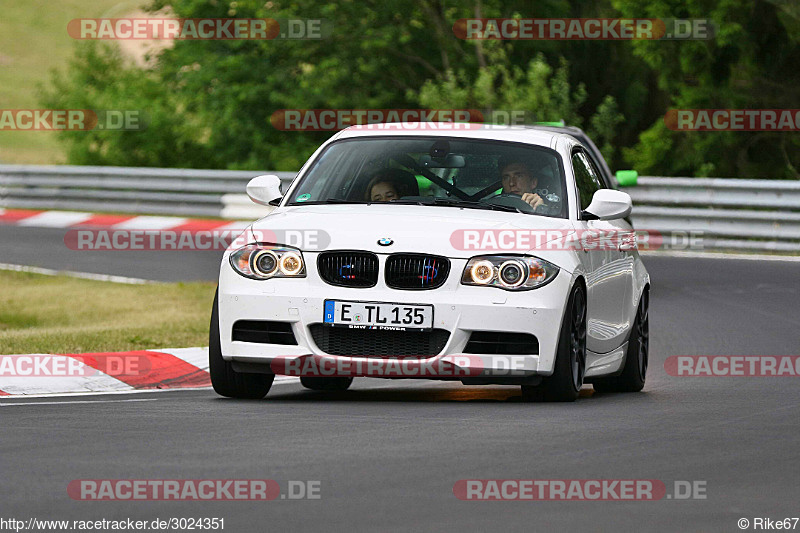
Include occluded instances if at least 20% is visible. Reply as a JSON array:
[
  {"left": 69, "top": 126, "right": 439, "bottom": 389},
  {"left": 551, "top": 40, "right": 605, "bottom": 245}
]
[
  {"left": 614, "top": 0, "right": 800, "bottom": 178},
  {"left": 42, "top": 42, "right": 213, "bottom": 167},
  {"left": 42, "top": 0, "right": 800, "bottom": 179},
  {"left": 413, "top": 44, "right": 625, "bottom": 166}
]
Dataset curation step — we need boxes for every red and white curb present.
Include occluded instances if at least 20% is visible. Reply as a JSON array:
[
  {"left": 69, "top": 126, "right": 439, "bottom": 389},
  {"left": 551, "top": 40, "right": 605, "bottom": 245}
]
[
  {"left": 0, "top": 347, "right": 296, "bottom": 397},
  {"left": 0, "top": 208, "right": 250, "bottom": 233}
]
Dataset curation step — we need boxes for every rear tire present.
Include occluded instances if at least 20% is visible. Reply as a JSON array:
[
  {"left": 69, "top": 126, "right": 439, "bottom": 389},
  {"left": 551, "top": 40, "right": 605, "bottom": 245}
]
[
  {"left": 209, "top": 289, "right": 274, "bottom": 399},
  {"left": 522, "top": 284, "right": 587, "bottom": 402},
  {"left": 300, "top": 377, "right": 354, "bottom": 391},
  {"left": 592, "top": 288, "right": 649, "bottom": 393}
]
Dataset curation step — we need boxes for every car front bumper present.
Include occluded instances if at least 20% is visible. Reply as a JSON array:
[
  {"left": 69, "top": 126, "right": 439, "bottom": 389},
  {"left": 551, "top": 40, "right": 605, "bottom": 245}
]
[{"left": 218, "top": 254, "right": 575, "bottom": 379}]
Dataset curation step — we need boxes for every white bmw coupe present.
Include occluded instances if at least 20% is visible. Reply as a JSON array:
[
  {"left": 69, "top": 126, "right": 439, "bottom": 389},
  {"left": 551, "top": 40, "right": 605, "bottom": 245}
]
[{"left": 211, "top": 124, "right": 650, "bottom": 402}]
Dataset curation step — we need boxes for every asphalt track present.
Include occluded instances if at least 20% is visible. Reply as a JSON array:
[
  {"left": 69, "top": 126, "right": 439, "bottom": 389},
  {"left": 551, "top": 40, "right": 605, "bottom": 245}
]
[
  {"left": 0, "top": 225, "right": 223, "bottom": 282},
  {"left": 2, "top": 223, "right": 800, "bottom": 532}
]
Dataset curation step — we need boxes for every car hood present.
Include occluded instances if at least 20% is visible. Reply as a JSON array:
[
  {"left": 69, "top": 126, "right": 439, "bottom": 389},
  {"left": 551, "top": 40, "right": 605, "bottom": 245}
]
[{"left": 249, "top": 204, "right": 575, "bottom": 261}]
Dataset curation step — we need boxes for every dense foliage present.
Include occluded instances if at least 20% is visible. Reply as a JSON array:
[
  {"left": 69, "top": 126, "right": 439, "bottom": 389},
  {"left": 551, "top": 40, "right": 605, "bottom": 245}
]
[{"left": 43, "top": 0, "right": 800, "bottom": 178}]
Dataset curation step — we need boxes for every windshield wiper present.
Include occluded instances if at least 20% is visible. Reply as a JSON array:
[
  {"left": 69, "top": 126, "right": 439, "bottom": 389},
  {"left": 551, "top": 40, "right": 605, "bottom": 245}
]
[
  {"left": 385, "top": 197, "right": 523, "bottom": 212},
  {"left": 385, "top": 198, "right": 432, "bottom": 206},
  {"left": 290, "top": 198, "right": 522, "bottom": 213},
  {"left": 289, "top": 199, "right": 366, "bottom": 205},
  {"left": 425, "top": 198, "right": 524, "bottom": 213}
]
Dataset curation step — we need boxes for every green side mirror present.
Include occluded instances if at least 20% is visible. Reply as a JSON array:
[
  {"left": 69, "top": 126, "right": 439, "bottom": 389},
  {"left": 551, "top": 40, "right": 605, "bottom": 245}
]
[{"left": 615, "top": 170, "right": 638, "bottom": 187}]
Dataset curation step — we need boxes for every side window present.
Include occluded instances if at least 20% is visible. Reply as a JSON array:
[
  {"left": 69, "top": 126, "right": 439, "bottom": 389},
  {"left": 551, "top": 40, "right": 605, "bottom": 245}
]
[
  {"left": 584, "top": 152, "right": 611, "bottom": 189},
  {"left": 581, "top": 152, "right": 608, "bottom": 189},
  {"left": 572, "top": 151, "right": 600, "bottom": 211}
]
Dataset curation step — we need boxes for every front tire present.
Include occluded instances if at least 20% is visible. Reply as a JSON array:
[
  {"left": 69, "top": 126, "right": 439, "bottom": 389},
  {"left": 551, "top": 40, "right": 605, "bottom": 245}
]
[
  {"left": 300, "top": 377, "right": 354, "bottom": 391},
  {"left": 593, "top": 289, "right": 649, "bottom": 393},
  {"left": 522, "top": 284, "right": 587, "bottom": 402},
  {"left": 209, "top": 289, "right": 274, "bottom": 399}
]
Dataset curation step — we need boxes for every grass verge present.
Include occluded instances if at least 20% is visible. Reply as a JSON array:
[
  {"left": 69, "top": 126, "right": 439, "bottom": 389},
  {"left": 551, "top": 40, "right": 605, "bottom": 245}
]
[
  {"left": 0, "top": 0, "right": 143, "bottom": 164},
  {"left": 0, "top": 270, "right": 215, "bottom": 354}
]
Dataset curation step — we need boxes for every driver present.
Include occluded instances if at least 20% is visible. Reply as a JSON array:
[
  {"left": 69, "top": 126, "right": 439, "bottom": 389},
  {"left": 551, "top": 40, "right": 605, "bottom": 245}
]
[
  {"left": 499, "top": 159, "right": 559, "bottom": 215},
  {"left": 500, "top": 160, "right": 544, "bottom": 209}
]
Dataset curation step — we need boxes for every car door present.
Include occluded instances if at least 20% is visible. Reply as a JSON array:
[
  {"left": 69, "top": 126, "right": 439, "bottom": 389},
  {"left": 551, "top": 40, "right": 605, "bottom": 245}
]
[
  {"left": 585, "top": 151, "right": 637, "bottom": 345},
  {"left": 572, "top": 149, "right": 630, "bottom": 354}
]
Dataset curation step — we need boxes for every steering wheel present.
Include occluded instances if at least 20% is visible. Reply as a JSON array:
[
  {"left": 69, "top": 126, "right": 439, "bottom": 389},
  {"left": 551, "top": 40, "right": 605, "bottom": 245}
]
[{"left": 481, "top": 192, "right": 535, "bottom": 212}]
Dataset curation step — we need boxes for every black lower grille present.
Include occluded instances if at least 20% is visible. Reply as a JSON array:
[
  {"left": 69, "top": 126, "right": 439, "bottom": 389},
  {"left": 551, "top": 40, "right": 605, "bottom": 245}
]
[
  {"left": 463, "top": 331, "right": 538, "bottom": 355},
  {"left": 385, "top": 253, "right": 450, "bottom": 290},
  {"left": 309, "top": 324, "right": 450, "bottom": 356},
  {"left": 232, "top": 320, "right": 297, "bottom": 345},
  {"left": 318, "top": 251, "right": 379, "bottom": 288}
]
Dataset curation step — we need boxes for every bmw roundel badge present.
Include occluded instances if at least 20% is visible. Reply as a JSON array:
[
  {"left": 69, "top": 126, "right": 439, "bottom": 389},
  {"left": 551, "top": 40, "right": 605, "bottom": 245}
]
[{"left": 377, "top": 237, "right": 393, "bottom": 246}]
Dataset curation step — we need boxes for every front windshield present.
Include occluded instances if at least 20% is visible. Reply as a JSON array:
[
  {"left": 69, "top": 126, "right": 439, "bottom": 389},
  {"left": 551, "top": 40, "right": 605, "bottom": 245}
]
[{"left": 286, "top": 137, "right": 567, "bottom": 218}]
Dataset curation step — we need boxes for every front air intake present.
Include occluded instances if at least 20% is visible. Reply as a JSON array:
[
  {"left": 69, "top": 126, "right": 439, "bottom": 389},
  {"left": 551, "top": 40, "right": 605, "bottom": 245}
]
[
  {"left": 317, "top": 251, "right": 379, "bottom": 288},
  {"left": 385, "top": 253, "right": 450, "bottom": 290},
  {"left": 309, "top": 324, "right": 450, "bottom": 357},
  {"left": 463, "top": 331, "right": 539, "bottom": 355},
  {"left": 232, "top": 321, "right": 298, "bottom": 345}
]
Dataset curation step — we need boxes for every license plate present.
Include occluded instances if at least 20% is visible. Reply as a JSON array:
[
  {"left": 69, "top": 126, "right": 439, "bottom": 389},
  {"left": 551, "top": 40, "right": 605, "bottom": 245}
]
[{"left": 323, "top": 300, "right": 434, "bottom": 331}]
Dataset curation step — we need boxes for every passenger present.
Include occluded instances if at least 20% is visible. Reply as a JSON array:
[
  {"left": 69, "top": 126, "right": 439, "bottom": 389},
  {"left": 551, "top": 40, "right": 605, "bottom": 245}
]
[{"left": 364, "top": 169, "right": 419, "bottom": 202}]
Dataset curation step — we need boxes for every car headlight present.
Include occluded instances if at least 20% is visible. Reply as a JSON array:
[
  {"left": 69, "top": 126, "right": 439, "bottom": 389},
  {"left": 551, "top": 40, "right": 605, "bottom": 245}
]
[
  {"left": 229, "top": 244, "right": 306, "bottom": 280},
  {"left": 461, "top": 255, "right": 558, "bottom": 290}
]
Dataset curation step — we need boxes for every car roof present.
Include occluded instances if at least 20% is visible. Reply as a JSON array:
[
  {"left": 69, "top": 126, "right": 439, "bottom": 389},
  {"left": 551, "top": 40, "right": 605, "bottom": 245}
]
[
  {"left": 334, "top": 123, "right": 576, "bottom": 150},
  {"left": 523, "top": 124, "right": 590, "bottom": 143},
  {"left": 525, "top": 124, "right": 614, "bottom": 182},
  {"left": 525, "top": 124, "right": 585, "bottom": 135}
]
